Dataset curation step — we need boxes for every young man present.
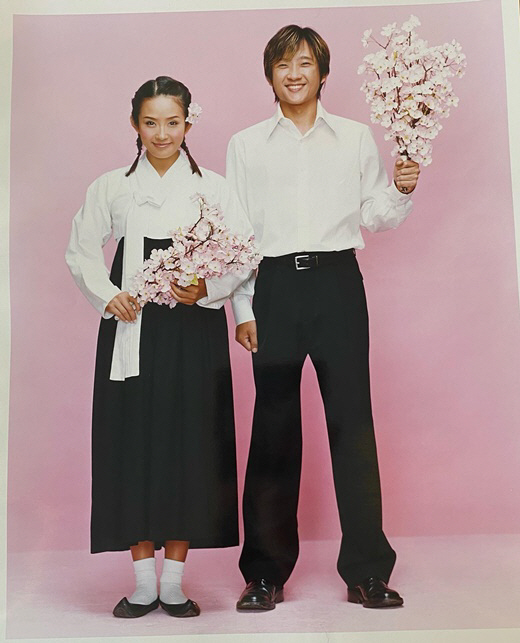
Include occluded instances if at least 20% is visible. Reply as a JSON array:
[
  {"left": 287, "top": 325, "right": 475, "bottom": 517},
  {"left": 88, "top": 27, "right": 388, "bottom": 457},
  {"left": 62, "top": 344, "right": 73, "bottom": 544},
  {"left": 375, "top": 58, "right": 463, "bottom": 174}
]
[{"left": 227, "top": 25, "right": 420, "bottom": 611}]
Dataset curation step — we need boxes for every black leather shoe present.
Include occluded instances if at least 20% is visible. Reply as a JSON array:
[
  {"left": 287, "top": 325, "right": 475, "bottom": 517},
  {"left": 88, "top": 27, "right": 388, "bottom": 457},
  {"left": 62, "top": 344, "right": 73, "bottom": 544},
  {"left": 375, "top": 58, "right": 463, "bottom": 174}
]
[
  {"left": 236, "top": 579, "right": 284, "bottom": 611},
  {"left": 347, "top": 577, "right": 404, "bottom": 608},
  {"left": 112, "top": 597, "right": 160, "bottom": 618},
  {"left": 159, "top": 598, "right": 200, "bottom": 617}
]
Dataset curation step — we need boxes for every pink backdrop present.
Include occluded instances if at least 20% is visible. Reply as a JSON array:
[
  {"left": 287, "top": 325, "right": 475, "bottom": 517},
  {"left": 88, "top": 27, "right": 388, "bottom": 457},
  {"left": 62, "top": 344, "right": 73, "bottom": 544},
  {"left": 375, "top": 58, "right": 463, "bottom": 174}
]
[{"left": 8, "top": 0, "right": 520, "bottom": 553}]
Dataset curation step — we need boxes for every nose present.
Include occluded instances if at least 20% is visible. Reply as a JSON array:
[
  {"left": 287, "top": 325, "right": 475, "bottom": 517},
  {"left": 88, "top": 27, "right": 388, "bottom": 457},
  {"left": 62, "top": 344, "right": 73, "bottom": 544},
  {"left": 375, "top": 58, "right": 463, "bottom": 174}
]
[
  {"left": 287, "top": 62, "right": 302, "bottom": 80},
  {"left": 156, "top": 125, "right": 167, "bottom": 140}
]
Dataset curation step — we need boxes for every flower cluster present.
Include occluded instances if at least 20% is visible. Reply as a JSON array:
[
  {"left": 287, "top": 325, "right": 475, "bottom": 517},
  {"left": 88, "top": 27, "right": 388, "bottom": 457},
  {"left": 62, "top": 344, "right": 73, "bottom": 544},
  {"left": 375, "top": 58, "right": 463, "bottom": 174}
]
[
  {"left": 130, "top": 194, "right": 262, "bottom": 307},
  {"left": 358, "top": 15, "right": 466, "bottom": 165},
  {"left": 186, "top": 102, "right": 202, "bottom": 124}
]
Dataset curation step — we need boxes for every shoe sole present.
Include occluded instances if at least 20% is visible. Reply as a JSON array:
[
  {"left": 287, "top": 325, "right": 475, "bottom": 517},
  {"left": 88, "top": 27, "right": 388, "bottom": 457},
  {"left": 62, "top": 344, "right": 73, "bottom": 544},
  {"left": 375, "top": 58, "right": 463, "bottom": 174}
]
[
  {"left": 236, "top": 590, "right": 284, "bottom": 612},
  {"left": 347, "top": 589, "right": 404, "bottom": 609}
]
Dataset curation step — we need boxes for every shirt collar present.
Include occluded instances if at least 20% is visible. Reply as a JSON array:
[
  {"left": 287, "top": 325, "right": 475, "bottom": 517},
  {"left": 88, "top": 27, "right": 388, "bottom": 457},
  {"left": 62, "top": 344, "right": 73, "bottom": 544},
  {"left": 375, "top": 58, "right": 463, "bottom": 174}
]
[
  {"left": 133, "top": 151, "right": 191, "bottom": 206},
  {"left": 139, "top": 149, "right": 190, "bottom": 179},
  {"left": 266, "top": 100, "right": 337, "bottom": 139}
]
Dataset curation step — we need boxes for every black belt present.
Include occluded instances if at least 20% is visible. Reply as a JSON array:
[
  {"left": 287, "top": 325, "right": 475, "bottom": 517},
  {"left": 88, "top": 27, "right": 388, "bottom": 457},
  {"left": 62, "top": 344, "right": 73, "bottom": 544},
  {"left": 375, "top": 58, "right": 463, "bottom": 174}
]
[{"left": 261, "top": 249, "right": 356, "bottom": 271}]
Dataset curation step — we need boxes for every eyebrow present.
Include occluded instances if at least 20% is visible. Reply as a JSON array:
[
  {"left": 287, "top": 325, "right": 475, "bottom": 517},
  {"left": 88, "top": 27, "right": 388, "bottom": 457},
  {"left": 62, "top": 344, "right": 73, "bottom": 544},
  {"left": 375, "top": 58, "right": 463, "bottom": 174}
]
[
  {"left": 142, "top": 115, "right": 181, "bottom": 120},
  {"left": 278, "top": 54, "right": 315, "bottom": 63}
]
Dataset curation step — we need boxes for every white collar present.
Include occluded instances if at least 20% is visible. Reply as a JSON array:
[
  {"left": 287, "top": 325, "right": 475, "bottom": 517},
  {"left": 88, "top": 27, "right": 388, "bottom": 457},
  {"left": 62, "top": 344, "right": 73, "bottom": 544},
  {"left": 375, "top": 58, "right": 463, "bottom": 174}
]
[
  {"left": 266, "top": 100, "right": 336, "bottom": 139},
  {"left": 138, "top": 149, "right": 190, "bottom": 180}
]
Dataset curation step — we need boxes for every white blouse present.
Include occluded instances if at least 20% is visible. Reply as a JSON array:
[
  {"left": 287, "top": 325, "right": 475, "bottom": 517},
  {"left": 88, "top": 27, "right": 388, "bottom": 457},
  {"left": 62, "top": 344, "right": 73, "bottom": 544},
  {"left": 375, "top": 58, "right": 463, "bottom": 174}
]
[{"left": 66, "top": 152, "right": 254, "bottom": 381}]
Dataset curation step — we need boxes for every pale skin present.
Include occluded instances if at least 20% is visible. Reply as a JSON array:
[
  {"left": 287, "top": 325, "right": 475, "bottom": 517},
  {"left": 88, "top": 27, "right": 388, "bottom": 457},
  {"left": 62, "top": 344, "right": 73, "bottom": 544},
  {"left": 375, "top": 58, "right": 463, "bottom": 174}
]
[
  {"left": 105, "top": 95, "right": 207, "bottom": 562},
  {"left": 235, "top": 42, "right": 420, "bottom": 353}
]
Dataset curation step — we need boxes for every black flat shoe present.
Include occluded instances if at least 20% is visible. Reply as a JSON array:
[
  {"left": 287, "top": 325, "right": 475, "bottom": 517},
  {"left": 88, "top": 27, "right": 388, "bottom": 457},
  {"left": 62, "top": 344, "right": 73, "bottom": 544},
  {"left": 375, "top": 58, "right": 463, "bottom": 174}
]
[
  {"left": 347, "top": 577, "right": 404, "bottom": 608},
  {"left": 112, "top": 597, "right": 160, "bottom": 618},
  {"left": 159, "top": 598, "right": 200, "bottom": 617},
  {"left": 236, "top": 579, "right": 284, "bottom": 611}
]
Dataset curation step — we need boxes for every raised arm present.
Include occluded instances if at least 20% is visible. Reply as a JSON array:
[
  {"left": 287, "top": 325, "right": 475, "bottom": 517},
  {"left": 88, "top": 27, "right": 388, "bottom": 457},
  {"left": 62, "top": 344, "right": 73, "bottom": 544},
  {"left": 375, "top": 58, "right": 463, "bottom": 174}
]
[{"left": 359, "top": 127, "right": 417, "bottom": 233}]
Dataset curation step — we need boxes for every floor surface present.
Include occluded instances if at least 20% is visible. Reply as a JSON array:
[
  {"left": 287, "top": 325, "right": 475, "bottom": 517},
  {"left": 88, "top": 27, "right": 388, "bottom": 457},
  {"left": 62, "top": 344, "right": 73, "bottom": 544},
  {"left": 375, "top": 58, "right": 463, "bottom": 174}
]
[{"left": 6, "top": 535, "right": 520, "bottom": 641}]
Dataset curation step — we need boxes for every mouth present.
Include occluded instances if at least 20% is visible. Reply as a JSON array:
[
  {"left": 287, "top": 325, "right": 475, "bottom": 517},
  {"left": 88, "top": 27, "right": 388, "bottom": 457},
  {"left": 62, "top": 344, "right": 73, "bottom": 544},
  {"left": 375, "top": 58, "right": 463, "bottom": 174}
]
[
  {"left": 286, "top": 84, "right": 305, "bottom": 92},
  {"left": 153, "top": 142, "right": 172, "bottom": 148}
]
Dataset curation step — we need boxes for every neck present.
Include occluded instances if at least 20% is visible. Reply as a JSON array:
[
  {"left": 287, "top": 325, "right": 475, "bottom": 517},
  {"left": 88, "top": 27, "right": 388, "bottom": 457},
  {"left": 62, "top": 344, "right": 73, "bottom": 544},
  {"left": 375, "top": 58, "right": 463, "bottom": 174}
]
[
  {"left": 279, "top": 98, "right": 318, "bottom": 135},
  {"left": 145, "top": 150, "right": 180, "bottom": 177}
]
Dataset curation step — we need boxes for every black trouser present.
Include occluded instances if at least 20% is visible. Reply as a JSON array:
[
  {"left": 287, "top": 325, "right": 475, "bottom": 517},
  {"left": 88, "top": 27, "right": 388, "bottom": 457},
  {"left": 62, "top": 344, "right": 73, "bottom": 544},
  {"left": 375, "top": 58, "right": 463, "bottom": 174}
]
[{"left": 238, "top": 251, "right": 396, "bottom": 588}]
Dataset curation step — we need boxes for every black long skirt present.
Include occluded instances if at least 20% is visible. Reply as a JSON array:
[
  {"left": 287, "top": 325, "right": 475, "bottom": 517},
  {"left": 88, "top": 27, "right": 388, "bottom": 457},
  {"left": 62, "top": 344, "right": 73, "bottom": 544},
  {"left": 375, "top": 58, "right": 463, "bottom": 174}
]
[{"left": 90, "top": 238, "right": 238, "bottom": 553}]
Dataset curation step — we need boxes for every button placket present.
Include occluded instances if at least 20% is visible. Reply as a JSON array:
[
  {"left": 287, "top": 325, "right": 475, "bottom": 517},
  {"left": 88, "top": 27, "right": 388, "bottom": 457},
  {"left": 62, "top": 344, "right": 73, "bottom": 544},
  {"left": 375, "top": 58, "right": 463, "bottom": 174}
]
[{"left": 298, "top": 138, "right": 312, "bottom": 250}]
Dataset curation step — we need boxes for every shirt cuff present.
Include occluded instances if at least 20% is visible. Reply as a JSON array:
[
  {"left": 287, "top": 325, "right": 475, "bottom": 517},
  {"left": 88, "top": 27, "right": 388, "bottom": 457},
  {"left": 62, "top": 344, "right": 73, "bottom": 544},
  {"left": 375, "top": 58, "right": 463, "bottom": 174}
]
[
  {"left": 196, "top": 278, "right": 215, "bottom": 307},
  {"left": 195, "top": 278, "right": 226, "bottom": 310},
  {"left": 231, "top": 294, "right": 255, "bottom": 325},
  {"left": 100, "top": 286, "right": 123, "bottom": 319}
]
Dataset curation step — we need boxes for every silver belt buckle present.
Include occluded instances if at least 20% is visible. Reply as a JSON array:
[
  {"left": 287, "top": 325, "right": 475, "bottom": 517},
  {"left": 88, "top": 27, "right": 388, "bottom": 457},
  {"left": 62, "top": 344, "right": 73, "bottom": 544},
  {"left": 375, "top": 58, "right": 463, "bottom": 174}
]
[{"left": 295, "top": 254, "right": 311, "bottom": 270}]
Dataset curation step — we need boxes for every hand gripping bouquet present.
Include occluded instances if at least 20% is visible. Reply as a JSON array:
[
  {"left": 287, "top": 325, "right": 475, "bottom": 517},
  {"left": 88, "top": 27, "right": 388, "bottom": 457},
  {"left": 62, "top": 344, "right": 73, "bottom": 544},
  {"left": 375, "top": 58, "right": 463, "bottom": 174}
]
[
  {"left": 358, "top": 15, "right": 466, "bottom": 166},
  {"left": 131, "top": 193, "right": 262, "bottom": 307}
]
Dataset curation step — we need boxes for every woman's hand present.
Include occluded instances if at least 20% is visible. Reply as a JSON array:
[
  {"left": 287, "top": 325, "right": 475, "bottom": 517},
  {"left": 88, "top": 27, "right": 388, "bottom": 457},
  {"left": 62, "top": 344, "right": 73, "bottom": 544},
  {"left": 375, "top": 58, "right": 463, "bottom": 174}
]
[
  {"left": 171, "top": 278, "right": 208, "bottom": 305},
  {"left": 393, "top": 158, "right": 420, "bottom": 194},
  {"left": 105, "top": 292, "right": 141, "bottom": 322},
  {"left": 235, "top": 320, "right": 258, "bottom": 353}
]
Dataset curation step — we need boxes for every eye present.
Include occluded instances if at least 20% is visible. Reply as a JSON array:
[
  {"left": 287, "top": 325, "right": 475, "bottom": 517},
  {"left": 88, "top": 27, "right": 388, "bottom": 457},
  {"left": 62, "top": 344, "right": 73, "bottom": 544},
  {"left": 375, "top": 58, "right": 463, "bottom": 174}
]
[
  {"left": 169, "top": 121, "right": 180, "bottom": 126},
  {"left": 276, "top": 63, "right": 288, "bottom": 69},
  {"left": 144, "top": 120, "right": 155, "bottom": 126}
]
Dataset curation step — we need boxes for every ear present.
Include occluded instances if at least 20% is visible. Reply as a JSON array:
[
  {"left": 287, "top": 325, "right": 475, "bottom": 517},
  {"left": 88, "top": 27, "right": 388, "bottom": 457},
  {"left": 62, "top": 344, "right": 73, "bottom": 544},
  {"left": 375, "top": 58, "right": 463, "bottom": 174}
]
[
  {"left": 130, "top": 115, "right": 138, "bottom": 132},
  {"left": 321, "top": 74, "right": 329, "bottom": 84},
  {"left": 184, "top": 122, "right": 192, "bottom": 135}
]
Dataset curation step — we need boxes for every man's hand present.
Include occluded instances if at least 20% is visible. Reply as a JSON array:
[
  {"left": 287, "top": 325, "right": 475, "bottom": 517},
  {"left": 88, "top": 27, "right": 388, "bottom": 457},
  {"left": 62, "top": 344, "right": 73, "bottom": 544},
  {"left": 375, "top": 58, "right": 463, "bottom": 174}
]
[
  {"left": 105, "top": 292, "right": 141, "bottom": 322},
  {"left": 171, "top": 278, "right": 208, "bottom": 305},
  {"left": 236, "top": 320, "right": 258, "bottom": 353},
  {"left": 393, "top": 158, "right": 420, "bottom": 194}
]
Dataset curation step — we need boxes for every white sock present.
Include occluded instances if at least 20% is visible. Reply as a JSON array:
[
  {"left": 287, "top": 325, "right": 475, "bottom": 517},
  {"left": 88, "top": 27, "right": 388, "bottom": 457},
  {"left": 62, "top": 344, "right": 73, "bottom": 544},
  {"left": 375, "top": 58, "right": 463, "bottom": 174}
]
[
  {"left": 128, "top": 557, "right": 158, "bottom": 605},
  {"left": 160, "top": 558, "right": 188, "bottom": 605}
]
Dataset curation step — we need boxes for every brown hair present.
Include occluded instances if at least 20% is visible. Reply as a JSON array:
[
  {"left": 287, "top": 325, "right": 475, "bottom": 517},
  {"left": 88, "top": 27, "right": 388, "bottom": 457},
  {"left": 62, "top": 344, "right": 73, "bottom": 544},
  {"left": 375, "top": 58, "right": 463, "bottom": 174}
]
[
  {"left": 263, "top": 25, "right": 330, "bottom": 101},
  {"left": 126, "top": 76, "right": 202, "bottom": 177}
]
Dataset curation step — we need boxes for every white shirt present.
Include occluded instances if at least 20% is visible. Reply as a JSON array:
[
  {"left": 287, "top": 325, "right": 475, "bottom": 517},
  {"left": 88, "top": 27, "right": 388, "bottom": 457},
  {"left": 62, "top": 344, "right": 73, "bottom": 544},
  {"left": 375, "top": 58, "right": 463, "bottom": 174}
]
[
  {"left": 66, "top": 152, "right": 254, "bottom": 380},
  {"left": 226, "top": 101, "right": 413, "bottom": 321}
]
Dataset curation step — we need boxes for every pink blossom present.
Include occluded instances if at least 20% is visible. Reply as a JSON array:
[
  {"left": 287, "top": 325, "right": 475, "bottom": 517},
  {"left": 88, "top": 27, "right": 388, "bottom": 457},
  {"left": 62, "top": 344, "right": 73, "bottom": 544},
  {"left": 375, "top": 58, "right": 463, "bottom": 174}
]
[
  {"left": 131, "top": 193, "right": 262, "bottom": 308},
  {"left": 358, "top": 15, "right": 466, "bottom": 165}
]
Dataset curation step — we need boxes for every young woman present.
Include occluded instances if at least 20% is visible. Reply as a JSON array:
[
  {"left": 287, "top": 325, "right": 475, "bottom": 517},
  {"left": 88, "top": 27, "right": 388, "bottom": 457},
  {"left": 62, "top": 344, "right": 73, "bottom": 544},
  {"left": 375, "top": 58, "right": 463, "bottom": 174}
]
[{"left": 66, "top": 76, "right": 255, "bottom": 618}]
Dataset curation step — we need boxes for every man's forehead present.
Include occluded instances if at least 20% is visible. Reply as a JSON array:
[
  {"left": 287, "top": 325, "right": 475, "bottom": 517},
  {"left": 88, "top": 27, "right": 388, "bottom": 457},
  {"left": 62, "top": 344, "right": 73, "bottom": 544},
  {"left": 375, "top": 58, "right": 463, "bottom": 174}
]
[{"left": 279, "top": 41, "right": 316, "bottom": 62}]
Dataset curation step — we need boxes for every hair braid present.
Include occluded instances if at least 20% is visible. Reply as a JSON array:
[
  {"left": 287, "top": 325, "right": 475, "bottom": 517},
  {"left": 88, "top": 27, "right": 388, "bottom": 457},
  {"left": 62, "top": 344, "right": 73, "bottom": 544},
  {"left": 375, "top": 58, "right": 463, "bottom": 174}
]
[
  {"left": 126, "top": 76, "right": 201, "bottom": 178},
  {"left": 125, "top": 135, "right": 143, "bottom": 177},
  {"left": 181, "top": 140, "right": 202, "bottom": 177}
]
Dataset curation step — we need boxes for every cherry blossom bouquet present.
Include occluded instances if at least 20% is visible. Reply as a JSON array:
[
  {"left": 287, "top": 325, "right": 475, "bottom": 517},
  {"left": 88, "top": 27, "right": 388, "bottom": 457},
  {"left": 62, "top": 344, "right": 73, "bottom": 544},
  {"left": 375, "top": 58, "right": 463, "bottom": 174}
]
[
  {"left": 358, "top": 15, "right": 466, "bottom": 165},
  {"left": 131, "top": 193, "right": 261, "bottom": 307}
]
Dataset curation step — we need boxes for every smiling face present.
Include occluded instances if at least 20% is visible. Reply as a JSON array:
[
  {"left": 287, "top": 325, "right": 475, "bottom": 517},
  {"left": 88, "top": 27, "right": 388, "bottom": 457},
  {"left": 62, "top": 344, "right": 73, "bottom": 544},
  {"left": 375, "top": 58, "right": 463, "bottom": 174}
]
[
  {"left": 131, "top": 94, "right": 191, "bottom": 174},
  {"left": 270, "top": 40, "right": 327, "bottom": 109}
]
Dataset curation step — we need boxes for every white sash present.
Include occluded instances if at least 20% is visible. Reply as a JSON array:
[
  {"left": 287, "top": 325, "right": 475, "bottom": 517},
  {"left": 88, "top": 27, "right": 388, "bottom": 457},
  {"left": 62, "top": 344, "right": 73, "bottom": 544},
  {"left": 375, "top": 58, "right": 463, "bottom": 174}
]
[{"left": 109, "top": 164, "right": 170, "bottom": 381}]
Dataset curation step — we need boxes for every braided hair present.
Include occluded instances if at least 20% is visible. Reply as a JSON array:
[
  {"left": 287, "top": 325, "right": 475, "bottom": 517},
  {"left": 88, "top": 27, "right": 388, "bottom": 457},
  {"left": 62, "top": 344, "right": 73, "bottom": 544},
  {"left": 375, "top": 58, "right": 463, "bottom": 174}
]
[{"left": 125, "top": 76, "right": 202, "bottom": 177}]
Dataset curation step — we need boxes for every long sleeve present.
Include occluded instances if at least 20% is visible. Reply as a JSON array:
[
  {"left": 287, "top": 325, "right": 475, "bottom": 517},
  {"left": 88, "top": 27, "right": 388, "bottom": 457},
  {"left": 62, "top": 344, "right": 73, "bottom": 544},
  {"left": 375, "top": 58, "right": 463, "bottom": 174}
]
[
  {"left": 226, "top": 136, "right": 255, "bottom": 324},
  {"left": 196, "top": 176, "right": 256, "bottom": 324},
  {"left": 226, "top": 134, "right": 249, "bottom": 213},
  {"left": 359, "top": 127, "right": 413, "bottom": 233},
  {"left": 229, "top": 272, "right": 255, "bottom": 325},
  {"left": 65, "top": 175, "right": 121, "bottom": 317}
]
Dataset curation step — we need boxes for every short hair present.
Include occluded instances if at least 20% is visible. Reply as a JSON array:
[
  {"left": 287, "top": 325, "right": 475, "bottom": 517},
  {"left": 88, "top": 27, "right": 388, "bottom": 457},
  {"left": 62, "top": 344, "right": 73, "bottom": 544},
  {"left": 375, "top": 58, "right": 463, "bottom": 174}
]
[{"left": 263, "top": 25, "right": 331, "bottom": 101}]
